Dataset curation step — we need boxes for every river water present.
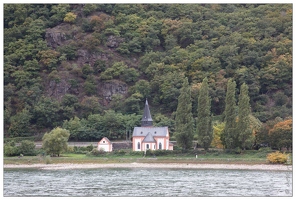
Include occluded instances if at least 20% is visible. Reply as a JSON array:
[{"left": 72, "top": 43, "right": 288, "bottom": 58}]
[{"left": 3, "top": 168, "right": 292, "bottom": 197}]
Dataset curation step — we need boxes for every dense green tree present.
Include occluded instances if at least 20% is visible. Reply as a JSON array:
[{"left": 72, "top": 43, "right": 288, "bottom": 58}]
[
  {"left": 221, "top": 79, "right": 237, "bottom": 149},
  {"left": 123, "top": 93, "right": 143, "bottom": 114},
  {"left": 121, "top": 67, "right": 140, "bottom": 83},
  {"left": 237, "top": 83, "right": 253, "bottom": 150},
  {"left": 8, "top": 108, "right": 32, "bottom": 137},
  {"left": 49, "top": 4, "right": 70, "bottom": 26},
  {"left": 101, "top": 110, "right": 125, "bottom": 139},
  {"left": 31, "top": 96, "right": 61, "bottom": 128},
  {"left": 255, "top": 117, "right": 282, "bottom": 148},
  {"left": 62, "top": 116, "right": 82, "bottom": 141},
  {"left": 61, "top": 94, "right": 79, "bottom": 107},
  {"left": 83, "top": 76, "right": 97, "bottom": 96},
  {"left": 19, "top": 140, "right": 36, "bottom": 156},
  {"left": 82, "top": 4, "right": 98, "bottom": 16},
  {"left": 100, "top": 61, "right": 132, "bottom": 81},
  {"left": 128, "top": 80, "right": 151, "bottom": 100},
  {"left": 196, "top": 77, "right": 213, "bottom": 150},
  {"left": 42, "top": 127, "right": 70, "bottom": 157},
  {"left": 175, "top": 77, "right": 194, "bottom": 150},
  {"left": 25, "top": 19, "right": 46, "bottom": 42},
  {"left": 151, "top": 71, "right": 184, "bottom": 112},
  {"left": 57, "top": 41, "right": 78, "bottom": 60},
  {"left": 80, "top": 96, "right": 103, "bottom": 118},
  {"left": 121, "top": 113, "right": 142, "bottom": 140},
  {"left": 154, "top": 113, "right": 175, "bottom": 136}
]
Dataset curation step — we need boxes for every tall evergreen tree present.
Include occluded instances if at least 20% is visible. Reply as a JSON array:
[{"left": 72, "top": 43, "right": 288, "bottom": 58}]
[
  {"left": 175, "top": 77, "right": 194, "bottom": 150},
  {"left": 237, "top": 83, "right": 252, "bottom": 150},
  {"left": 197, "top": 77, "right": 213, "bottom": 150},
  {"left": 221, "top": 79, "right": 237, "bottom": 149}
]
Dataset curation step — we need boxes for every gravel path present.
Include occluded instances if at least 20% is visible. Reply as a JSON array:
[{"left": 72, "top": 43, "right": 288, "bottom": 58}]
[{"left": 4, "top": 163, "right": 292, "bottom": 171}]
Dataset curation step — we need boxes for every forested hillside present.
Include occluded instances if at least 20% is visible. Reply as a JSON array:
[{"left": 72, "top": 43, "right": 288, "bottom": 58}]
[{"left": 4, "top": 4, "right": 292, "bottom": 148}]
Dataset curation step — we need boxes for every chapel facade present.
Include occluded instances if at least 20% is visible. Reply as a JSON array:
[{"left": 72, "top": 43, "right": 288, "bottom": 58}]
[{"left": 132, "top": 99, "right": 173, "bottom": 151}]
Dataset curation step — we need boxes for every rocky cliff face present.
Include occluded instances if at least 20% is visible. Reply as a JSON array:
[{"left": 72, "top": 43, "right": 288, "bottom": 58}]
[
  {"left": 101, "top": 80, "right": 128, "bottom": 101},
  {"left": 45, "top": 24, "right": 69, "bottom": 49},
  {"left": 106, "top": 35, "right": 124, "bottom": 48},
  {"left": 44, "top": 23, "right": 129, "bottom": 104},
  {"left": 48, "top": 79, "right": 71, "bottom": 101},
  {"left": 76, "top": 49, "right": 109, "bottom": 67}
]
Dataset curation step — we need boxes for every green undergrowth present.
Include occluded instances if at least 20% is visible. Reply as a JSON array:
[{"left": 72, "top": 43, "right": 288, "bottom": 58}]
[{"left": 4, "top": 147, "right": 290, "bottom": 165}]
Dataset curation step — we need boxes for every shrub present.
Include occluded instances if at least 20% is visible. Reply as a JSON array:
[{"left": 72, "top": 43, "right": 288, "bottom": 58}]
[
  {"left": 234, "top": 147, "right": 242, "bottom": 154},
  {"left": 267, "top": 151, "right": 288, "bottom": 164},
  {"left": 259, "top": 147, "right": 273, "bottom": 152},
  {"left": 19, "top": 140, "right": 36, "bottom": 156},
  {"left": 145, "top": 149, "right": 174, "bottom": 156},
  {"left": 45, "top": 156, "right": 52, "bottom": 164},
  {"left": 113, "top": 149, "right": 126, "bottom": 156},
  {"left": 89, "top": 148, "right": 106, "bottom": 156},
  {"left": 73, "top": 146, "right": 89, "bottom": 154},
  {"left": 4, "top": 143, "right": 19, "bottom": 157},
  {"left": 67, "top": 146, "right": 74, "bottom": 153},
  {"left": 128, "top": 151, "right": 144, "bottom": 156},
  {"left": 86, "top": 144, "right": 94, "bottom": 152}
]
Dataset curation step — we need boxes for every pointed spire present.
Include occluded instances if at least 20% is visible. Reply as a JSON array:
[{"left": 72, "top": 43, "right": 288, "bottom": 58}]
[{"left": 141, "top": 99, "right": 153, "bottom": 127}]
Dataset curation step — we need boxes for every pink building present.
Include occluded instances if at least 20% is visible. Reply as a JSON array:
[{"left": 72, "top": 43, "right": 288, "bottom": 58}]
[
  {"left": 97, "top": 137, "right": 113, "bottom": 152},
  {"left": 132, "top": 99, "right": 173, "bottom": 151}
]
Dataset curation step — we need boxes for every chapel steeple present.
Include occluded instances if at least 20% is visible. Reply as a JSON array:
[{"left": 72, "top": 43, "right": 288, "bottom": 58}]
[{"left": 141, "top": 99, "right": 153, "bottom": 127}]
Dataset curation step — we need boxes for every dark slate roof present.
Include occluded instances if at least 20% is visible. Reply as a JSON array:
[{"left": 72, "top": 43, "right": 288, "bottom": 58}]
[
  {"left": 141, "top": 99, "right": 153, "bottom": 127},
  {"left": 132, "top": 127, "right": 169, "bottom": 137},
  {"left": 142, "top": 132, "right": 156, "bottom": 143}
]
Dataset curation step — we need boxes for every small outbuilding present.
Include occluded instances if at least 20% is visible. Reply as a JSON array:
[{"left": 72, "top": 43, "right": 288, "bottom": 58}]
[{"left": 98, "top": 137, "right": 113, "bottom": 152}]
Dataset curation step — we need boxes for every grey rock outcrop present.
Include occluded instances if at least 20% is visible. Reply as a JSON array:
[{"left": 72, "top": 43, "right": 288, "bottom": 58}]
[
  {"left": 48, "top": 79, "right": 71, "bottom": 101},
  {"left": 106, "top": 35, "right": 124, "bottom": 48},
  {"left": 101, "top": 80, "right": 128, "bottom": 101},
  {"left": 45, "top": 29, "right": 67, "bottom": 48}
]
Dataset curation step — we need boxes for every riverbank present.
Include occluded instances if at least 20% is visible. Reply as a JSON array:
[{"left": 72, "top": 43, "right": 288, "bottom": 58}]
[{"left": 4, "top": 163, "right": 292, "bottom": 171}]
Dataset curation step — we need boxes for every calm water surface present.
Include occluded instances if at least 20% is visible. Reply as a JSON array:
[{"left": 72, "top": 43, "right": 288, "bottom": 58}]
[{"left": 3, "top": 168, "right": 292, "bottom": 197}]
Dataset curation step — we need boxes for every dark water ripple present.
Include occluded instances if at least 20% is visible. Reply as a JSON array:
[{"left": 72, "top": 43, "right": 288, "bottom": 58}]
[{"left": 3, "top": 168, "right": 292, "bottom": 197}]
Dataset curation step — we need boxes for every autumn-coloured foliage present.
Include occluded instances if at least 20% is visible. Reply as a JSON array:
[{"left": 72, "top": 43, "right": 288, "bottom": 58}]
[
  {"left": 211, "top": 122, "right": 225, "bottom": 149},
  {"left": 267, "top": 151, "right": 288, "bottom": 164},
  {"left": 90, "top": 13, "right": 109, "bottom": 31},
  {"left": 268, "top": 119, "right": 292, "bottom": 150},
  {"left": 64, "top": 12, "right": 77, "bottom": 23}
]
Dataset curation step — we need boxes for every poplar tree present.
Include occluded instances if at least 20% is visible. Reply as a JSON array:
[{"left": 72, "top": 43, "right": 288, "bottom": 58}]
[
  {"left": 221, "top": 79, "right": 237, "bottom": 149},
  {"left": 237, "top": 83, "right": 252, "bottom": 150},
  {"left": 175, "top": 77, "right": 194, "bottom": 150},
  {"left": 197, "top": 77, "right": 212, "bottom": 150}
]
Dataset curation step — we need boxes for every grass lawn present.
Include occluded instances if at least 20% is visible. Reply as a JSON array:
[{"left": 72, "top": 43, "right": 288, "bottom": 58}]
[{"left": 4, "top": 149, "right": 289, "bottom": 165}]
